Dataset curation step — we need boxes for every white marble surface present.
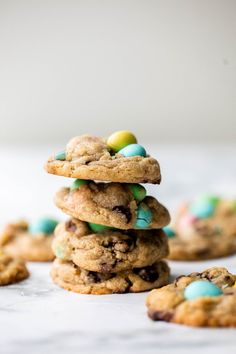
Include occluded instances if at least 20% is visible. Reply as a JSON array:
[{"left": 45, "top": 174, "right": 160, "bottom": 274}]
[{"left": 0, "top": 143, "right": 236, "bottom": 354}]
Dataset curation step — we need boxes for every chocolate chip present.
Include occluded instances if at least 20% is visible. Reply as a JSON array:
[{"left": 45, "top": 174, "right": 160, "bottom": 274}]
[
  {"left": 65, "top": 220, "right": 77, "bottom": 232},
  {"left": 134, "top": 266, "right": 159, "bottom": 283},
  {"left": 148, "top": 310, "right": 173, "bottom": 322},
  {"left": 174, "top": 275, "right": 185, "bottom": 286},
  {"left": 102, "top": 238, "right": 135, "bottom": 253},
  {"left": 86, "top": 270, "right": 115, "bottom": 283},
  {"left": 112, "top": 205, "right": 132, "bottom": 223}
]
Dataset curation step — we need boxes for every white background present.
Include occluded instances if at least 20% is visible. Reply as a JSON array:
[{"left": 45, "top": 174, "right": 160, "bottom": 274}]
[{"left": 1, "top": 0, "right": 236, "bottom": 144}]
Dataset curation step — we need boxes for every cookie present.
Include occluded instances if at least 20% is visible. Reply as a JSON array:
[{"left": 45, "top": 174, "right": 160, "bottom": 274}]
[
  {"left": 51, "top": 258, "right": 170, "bottom": 294},
  {"left": 146, "top": 267, "right": 236, "bottom": 327},
  {"left": 52, "top": 218, "right": 169, "bottom": 272},
  {"left": 0, "top": 252, "right": 29, "bottom": 285},
  {"left": 54, "top": 182, "right": 170, "bottom": 230},
  {"left": 166, "top": 197, "right": 236, "bottom": 260},
  {"left": 45, "top": 134, "right": 161, "bottom": 184},
  {"left": 0, "top": 218, "right": 58, "bottom": 262}
]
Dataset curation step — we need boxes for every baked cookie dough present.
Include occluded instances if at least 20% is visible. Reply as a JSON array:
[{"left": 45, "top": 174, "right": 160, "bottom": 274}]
[
  {"left": 166, "top": 197, "right": 236, "bottom": 260},
  {"left": 51, "top": 258, "right": 170, "bottom": 295},
  {"left": 45, "top": 133, "right": 161, "bottom": 184},
  {"left": 146, "top": 267, "right": 236, "bottom": 327},
  {"left": 53, "top": 218, "right": 169, "bottom": 272},
  {"left": 0, "top": 218, "right": 58, "bottom": 262},
  {"left": 0, "top": 252, "right": 29, "bottom": 285},
  {"left": 55, "top": 182, "right": 170, "bottom": 230}
]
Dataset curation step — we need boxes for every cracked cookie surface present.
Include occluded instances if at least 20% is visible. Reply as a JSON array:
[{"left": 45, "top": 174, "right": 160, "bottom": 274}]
[
  {"left": 55, "top": 182, "right": 170, "bottom": 230},
  {"left": 0, "top": 220, "right": 55, "bottom": 262},
  {"left": 167, "top": 199, "right": 236, "bottom": 260},
  {"left": 51, "top": 258, "right": 170, "bottom": 294},
  {"left": 53, "top": 218, "right": 169, "bottom": 272},
  {"left": 0, "top": 253, "right": 29, "bottom": 285},
  {"left": 45, "top": 135, "right": 161, "bottom": 183},
  {"left": 146, "top": 267, "right": 236, "bottom": 327}
]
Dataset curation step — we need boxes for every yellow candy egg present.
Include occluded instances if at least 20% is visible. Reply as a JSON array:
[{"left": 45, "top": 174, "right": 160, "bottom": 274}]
[{"left": 107, "top": 130, "right": 137, "bottom": 152}]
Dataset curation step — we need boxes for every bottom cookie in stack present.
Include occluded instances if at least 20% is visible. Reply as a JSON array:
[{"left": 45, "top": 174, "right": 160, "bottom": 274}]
[
  {"left": 51, "top": 259, "right": 170, "bottom": 295},
  {"left": 51, "top": 219, "right": 170, "bottom": 294}
]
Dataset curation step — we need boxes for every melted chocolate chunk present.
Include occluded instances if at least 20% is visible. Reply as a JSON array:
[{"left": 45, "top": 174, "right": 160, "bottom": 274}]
[
  {"left": 65, "top": 220, "right": 77, "bottom": 232},
  {"left": 134, "top": 266, "right": 159, "bottom": 283},
  {"left": 112, "top": 205, "right": 132, "bottom": 223},
  {"left": 148, "top": 310, "right": 173, "bottom": 322},
  {"left": 86, "top": 271, "right": 114, "bottom": 283}
]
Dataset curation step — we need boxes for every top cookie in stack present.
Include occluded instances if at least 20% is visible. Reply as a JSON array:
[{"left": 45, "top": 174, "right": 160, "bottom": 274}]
[
  {"left": 45, "top": 131, "right": 161, "bottom": 184},
  {"left": 46, "top": 131, "right": 170, "bottom": 294}
]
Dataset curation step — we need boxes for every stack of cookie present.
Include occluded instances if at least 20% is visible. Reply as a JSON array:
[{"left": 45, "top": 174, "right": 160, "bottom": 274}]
[{"left": 45, "top": 131, "right": 171, "bottom": 294}]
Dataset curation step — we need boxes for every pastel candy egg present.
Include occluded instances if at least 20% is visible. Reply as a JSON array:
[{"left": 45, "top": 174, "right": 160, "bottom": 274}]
[
  {"left": 190, "top": 197, "right": 216, "bottom": 218},
  {"left": 29, "top": 218, "right": 58, "bottom": 235},
  {"left": 107, "top": 130, "right": 137, "bottom": 152},
  {"left": 54, "top": 245, "right": 66, "bottom": 259},
  {"left": 88, "top": 223, "right": 113, "bottom": 233},
  {"left": 163, "top": 226, "right": 176, "bottom": 238},
  {"left": 178, "top": 214, "right": 197, "bottom": 229},
  {"left": 135, "top": 203, "right": 152, "bottom": 229},
  {"left": 55, "top": 150, "right": 66, "bottom": 161},
  {"left": 70, "top": 179, "right": 89, "bottom": 191},
  {"left": 128, "top": 184, "right": 146, "bottom": 202},
  {"left": 184, "top": 280, "right": 223, "bottom": 300},
  {"left": 118, "top": 144, "right": 146, "bottom": 158}
]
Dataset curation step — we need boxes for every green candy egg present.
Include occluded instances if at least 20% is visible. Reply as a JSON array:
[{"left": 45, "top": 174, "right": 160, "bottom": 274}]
[
  {"left": 88, "top": 222, "right": 113, "bottom": 233},
  {"left": 107, "top": 130, "right": 137, "bottom": 152},
  {"left": 128, "top": 184, "right": 146, "bottom": 202},
  {"left": 29, "top": 218, "right": 58, "bottom": 235},
  {"left": 163, "top": 226, "right": 176, "bottom": 238},
  {"left": 70, "top": 179, "right": 89, "bottom": 191},
  {"left": 55, "top": 150, "right": 66, "bottom": 161}
]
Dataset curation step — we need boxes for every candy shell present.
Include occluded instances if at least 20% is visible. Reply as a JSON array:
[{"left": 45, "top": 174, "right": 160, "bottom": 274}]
[
  {"left": 163, "top": 226, "right": 175, "bottom": 238},
  {"left": 55, "top": 150, "right": 66, "bottom": 161},
  {"left": 190, "top": 197, "right": 216, "bottom": 219},
  {"left": 107, "top": 131, "right": 137, "bottom": 152},
  {"left": 135, "top": 203, "right": 152, "bottom": 229},
  {"left": 128, "top": 184, "right": 146, "bottom": 202},
  {"left": 70, "top": 179, "right": 89, "bottom": 191},
  {"left": 118, "top": 144, "right": 146, "bottom": 158},
  {"left": 184, "top": 280, "right": 223, "bottom": 300},
  {"left": 88, "top": 223, "right": 113, "bottom": 233},
  {"left": 29, "top": 218, "right": 58, "bottom": 235},
  {"left": 54, "top": 245, "right": 65, "bottom": 259}
]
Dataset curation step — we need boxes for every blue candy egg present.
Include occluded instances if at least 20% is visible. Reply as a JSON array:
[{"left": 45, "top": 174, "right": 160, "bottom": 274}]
[
  {"left": 135, "top": 203, "right": 152, "bottom": 229},
  {"left": 184, "top": 280, "right": 223, "bottom": 300},
  {"left": 190, "top": 197, "right": 216, "bottom": 219},
  {"left": 118, "top": 144, "right": 147, "bottom": 157},
  {"left": 163, "top": 226, "right": 176, "bottom": 238},
  {"left": 29, "top": 218, "right": 58, "bottom": 235}
]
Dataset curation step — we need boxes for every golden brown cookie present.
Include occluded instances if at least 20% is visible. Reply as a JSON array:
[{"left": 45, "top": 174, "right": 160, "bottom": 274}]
[
  {"left": 0, "top": 252, "right": 29, "bottom": 285},
  {"left": 0, "top": 220, "right": 57, "bottom": 262},
  {"left": 54, "top": 182, "right": 170, "bottom": 230},
  {"left": 166, "top": 198, "right": 236, "bottom": 260},
  {"left": 146, "top": 267, "right": 236, "bottom": 327},
  {"left": 51, "top": 258, "right": 170, "bottom": 295},
  {"left": 53, "top": 218, "right": 169, "bottom": 272},
  {"left": 45, "top": 134, "right": 161, "bottom": 184}
]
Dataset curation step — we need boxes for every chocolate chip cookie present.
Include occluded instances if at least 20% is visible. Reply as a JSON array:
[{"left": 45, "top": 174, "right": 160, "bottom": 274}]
[
  {"left": 55, "top": 182, "right": 170, "bottom": 230},
  {"left": 0, "top": 219, "right": 58, "bottom": 262},
  {"left": 45, "top": 134, "right": 161, "bottom": 184},
  {"left": 147, "top": 267, "right": 236, "bottom": 327},
  {"left": 53, "top": 218, "right": 169, "bottom": 272},
  {"left": 0, "top": 252, "right": 29, "bottom": 285},
  {"left": 51, "top": 258, "right": 170, "bottom": 294},
  {"left": 166, "top": 197, "right": 236, "bottom": 260}
]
